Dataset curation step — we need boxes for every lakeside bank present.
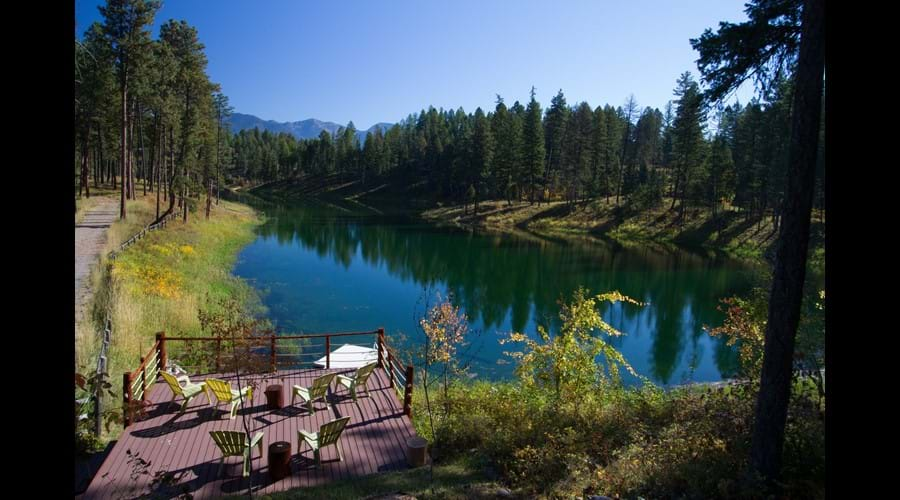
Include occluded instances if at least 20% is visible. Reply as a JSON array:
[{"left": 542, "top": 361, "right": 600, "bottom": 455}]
[
  {"left": 422, "top": 197, "right": 825, "bottom": 264},
  {"left": 77, "top": 194, "right": 265, "bottom": 425},
  {"left": 244, "top": 177, "right": 824, "bottom": 265}
]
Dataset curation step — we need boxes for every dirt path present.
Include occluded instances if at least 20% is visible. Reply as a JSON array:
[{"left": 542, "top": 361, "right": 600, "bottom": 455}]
[{"left": 75, "top": 199, "right": 118, "bottom": 324}]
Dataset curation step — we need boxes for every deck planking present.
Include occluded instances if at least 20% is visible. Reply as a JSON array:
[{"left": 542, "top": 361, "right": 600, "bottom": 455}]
[{"left": 82, "top": 367, "right": 417, "bottom": 499}]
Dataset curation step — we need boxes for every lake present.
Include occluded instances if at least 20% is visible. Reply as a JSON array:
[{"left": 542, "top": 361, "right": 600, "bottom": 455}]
[{"left": 233, "top": 197, "right": 762, "bottom": 386}]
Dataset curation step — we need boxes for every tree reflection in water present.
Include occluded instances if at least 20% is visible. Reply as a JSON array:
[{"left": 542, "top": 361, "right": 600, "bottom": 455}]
[{"left": 234, "top": 198, "right": 760, "bottom": 386}]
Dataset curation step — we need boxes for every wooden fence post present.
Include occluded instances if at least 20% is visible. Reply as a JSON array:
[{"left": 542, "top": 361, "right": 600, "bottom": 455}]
[
  {"left": 326, "top": 336, "right": 331, "bottom": 370},
  {"left": 139, "top": 356, "right": 147, "bottom": 403},
  {"left": 388, "top": 350, "right": 395, "bottom": 389},
  {"left": 156, "top": 332, "right": 167, "bottom": 372},
  {"left": 94, "top": 373, "right": 103, "bottom": 436},
  {"left": 271, "top": 334, "right": 276, "bottom": 372},
  {"left": 377, "top": 328, "right": 385, "bottom": 368},
  {"left": 122, "top": 372, "right": 132, "bottom": 427},
  {"left": 404, "top": 364, "right": 414, "bottom": 417},
  {"left": 216, "top": 338, "right": 222, "bottom": 373}
]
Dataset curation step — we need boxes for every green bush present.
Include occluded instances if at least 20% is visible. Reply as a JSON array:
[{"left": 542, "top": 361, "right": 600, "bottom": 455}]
[
  {"left": 409, "top": 287, "right": 825, "bottom": 498},
  {"left": 413, "top": 378, "right": 824, "bottom": 498}
]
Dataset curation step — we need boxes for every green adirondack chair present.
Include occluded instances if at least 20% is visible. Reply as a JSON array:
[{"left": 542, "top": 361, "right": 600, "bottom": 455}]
[
  {"left": 209, "top": 430, "right": 265, "bottom": 477},
  {"left": 206, "top": 378, "right": 253, "bottom": 419},
  {"left": 298, "top": 416, "right": 351, "bottom": 466},
  {"left": 160, "top": 371, "right": 209, "bottom": 414},
  {"left": 291, "top": 372, "right": 336, "bottom": 414},
  {"left": 335, "top": 362, "right": 378, "bottom": 401}
]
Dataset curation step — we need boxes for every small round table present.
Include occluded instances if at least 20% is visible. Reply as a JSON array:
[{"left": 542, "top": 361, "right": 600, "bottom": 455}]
[
  {"left": 264, "top": 384, "right": 283, "bottom": 410},
  {"left": 268, "top": 441, "right": 291, "bottom": 480}
]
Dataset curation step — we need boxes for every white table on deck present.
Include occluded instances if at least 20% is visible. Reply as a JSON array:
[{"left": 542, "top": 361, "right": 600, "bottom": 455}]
[{"left": 313, "top": 343, "right": 379, "bottom": 369}]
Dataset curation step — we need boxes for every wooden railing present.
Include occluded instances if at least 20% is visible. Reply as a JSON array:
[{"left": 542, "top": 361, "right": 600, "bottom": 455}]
[
  {"left": 121, "top": 337, "right": 163, "bottom": 427},
  {"left": 108, "top": 209, "right": 180, "bottom": 261},
  {"left": 92, "top": 317, "right": 112, "bottom": 435},
  {"left": 123, "top": 328, "right": 415, "bottom": 426},
  {"left": 99, "top": 209, "right": 178, "bottom": 428},
  {"left": 377, "top": 329, "right": 414, "bottom": 415}
]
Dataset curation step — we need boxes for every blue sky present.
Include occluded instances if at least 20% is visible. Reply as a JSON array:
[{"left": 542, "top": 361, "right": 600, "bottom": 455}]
[{"left": 75, "top": 0, "right": 755, "bottom": 130}]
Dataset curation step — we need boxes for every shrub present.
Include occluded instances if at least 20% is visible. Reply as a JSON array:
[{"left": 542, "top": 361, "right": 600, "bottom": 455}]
[{"left": 409, "top": 286, "right": 825, "bottom": 498}]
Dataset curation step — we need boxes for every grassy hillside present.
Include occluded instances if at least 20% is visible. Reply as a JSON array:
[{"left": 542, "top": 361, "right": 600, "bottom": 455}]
[
  {"left": 424, "top": 198, "right": 825, "bottom": 262},
  {"left": 77, "top": 194, "right": 264, "bottom": 440},
  {"left": 244, "top": 175, "right": 825, "bottom": 262}
]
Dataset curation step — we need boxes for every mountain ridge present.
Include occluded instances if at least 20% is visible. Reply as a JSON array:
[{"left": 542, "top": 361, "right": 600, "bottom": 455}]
[{"left": 230, "top": 113, "right": 393, "bottom": 143}]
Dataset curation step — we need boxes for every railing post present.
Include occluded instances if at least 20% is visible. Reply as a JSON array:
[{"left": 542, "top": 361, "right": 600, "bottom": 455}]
[
  {"left": 156, "top": 331, "right": 167, "bottom": 373},
  {"left": 271, "top": 334, "right": 276, "bottom": 372},
  {"left": 216, "top": 338, "right": 222, "bottom": 373},
  {"left": 326, "top": 336, "right": 331, "bottom": 370},
  {"left": 139, "top": 356, "right": 147, "bottom": 403},
  {"left": 388, "top": 350, "right": 395, "bottom": 389},
  {"left": 403, "top": 364, "right": 414, "bottom": 417},
  {"left": 377, "top": 328, "right": 385, "bottom": 368},
  {"left": 122, "top": 372, "right": 132, "bottom": 428},
  {"left": 94, "top": 373, "right": 103, "bottom": 436}
]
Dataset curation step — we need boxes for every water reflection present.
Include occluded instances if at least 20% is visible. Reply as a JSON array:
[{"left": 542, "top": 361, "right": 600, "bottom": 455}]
[{"left": 233, "top": 198, "right": 758, "bottom": 385}]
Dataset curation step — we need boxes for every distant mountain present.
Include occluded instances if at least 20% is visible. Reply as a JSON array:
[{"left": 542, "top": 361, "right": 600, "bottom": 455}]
[{"left": 230, "top": 113, "right": 392, "bottom": 143}]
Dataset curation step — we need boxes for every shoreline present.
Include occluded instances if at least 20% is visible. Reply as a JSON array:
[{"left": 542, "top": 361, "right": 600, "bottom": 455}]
[
  {"left": 421, "top": 198, "right": 786, "bottom": 265},
  {"left": 246, "top": 175, "right": 821, "bottom": 265}
]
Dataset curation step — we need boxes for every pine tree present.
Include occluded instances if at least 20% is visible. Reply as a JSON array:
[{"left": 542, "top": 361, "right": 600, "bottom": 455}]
[
  {"left": 618, "top": 94, "right": 640, "bottom": 204},
  {"left": 491, "top": 95, "right": 522, "bottom": 205},
  {"left": 590, "top": 105, "right": 608, "bottom": 200},
  {"left": 470, "top": 108, "right": 494, "bottom": 215},
  {"left": 100, "top": 0, "right": 161, "bottom": 219},
  {"left": 159, "top": 19, "right": 214, "bottom": 223},
  {"left": 508, "top": 101, "right": 525, "bottom": 202},
  {"left": 543, "top": 89, "right": 569, "bottom": 201},
  {"left": 602, "top": 105, "right": 623, "bottom": 204},
  {"left": 692, "top": 0, "right": 824, "bottom": 485},
  {"left": 212, "top": 92, "right": 233, "bottom": 204},
  {"left": 566, "top": 102, "right": 594, "bottom": 206},
  {"left": 522, "top": 87, "right": 545, "bottom": 204},
  {"left": 708, "top": 133, "right": 735, "bottom": 217},
  {"left": 669, "top": 71, "right": 706, "bottom": 221}
]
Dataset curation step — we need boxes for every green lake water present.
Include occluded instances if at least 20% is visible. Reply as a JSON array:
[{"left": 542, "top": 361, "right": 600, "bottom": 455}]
[{"left": 233, "top": 197, "right": 762, "bottom": 386}]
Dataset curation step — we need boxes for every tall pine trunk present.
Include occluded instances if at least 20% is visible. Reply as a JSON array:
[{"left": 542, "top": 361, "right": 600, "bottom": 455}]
[
  {"left": 94, "top": 123, "right": 101, "bottom": 189},
  {"left": 152, "top": 125, "right": 178, "bottom": 227},
  {"left": 125, "top": 99, "right": 132, "bottom": 201},
  {"left": 670, "top": 170, "right": 679, "bottom": 210},
  {"left": 169, "top": 126, "right": 176, "bottom": 213},
  {"left": 215, "top": 118, "right": 221, "bottom": 205},
  {"left": 129, "top": 99, "right": 137, "bottom": 200},
  {"left": 156, "top": 123, "right": 163, "bottom": 219},
  {"left": 206, "top": 178, "right": 212, "bottom": 219},
  {"left": 749, "top": 0, "right": 825, "bottom": 486},
  {"left": 163, "top": 124, "right": 169, "bottom": 202},
  {"left": 139, "top": 101, "right": 147, "bottom": 196},
  {"left": 182, "top": 156, "right": 189, "bottom": 223},
  {"left": 119, "top": 78, "right": 127, "bottom": 220},
  {"left": 80, "top": 136, "right": 90, "bottom": 198}
]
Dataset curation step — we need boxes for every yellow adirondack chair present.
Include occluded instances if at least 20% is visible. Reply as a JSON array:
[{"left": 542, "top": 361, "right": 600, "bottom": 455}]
[
  {"left": 336, "top": 362, "right": 377, "bottom": 401},
  {"left": 206, "top": 378, "right": 253, "bottom": 419},
  {"left": 298, "top": 416, "right": 351, "bottom": 466},
  {"left": 291, "top": 372, "right": 336, "bottom": 415},
  {"left": 209, "top": 430, "right": 264, "bottom": 477},
  {"left": 160, "top": 371, "right": 209, "bottom": 414}
]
